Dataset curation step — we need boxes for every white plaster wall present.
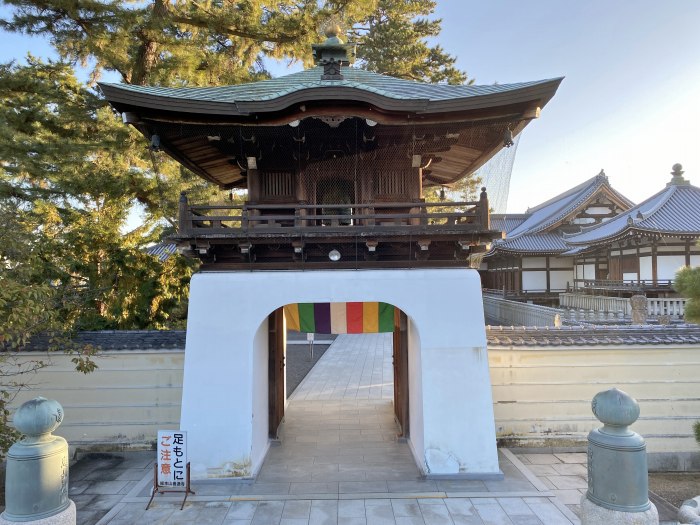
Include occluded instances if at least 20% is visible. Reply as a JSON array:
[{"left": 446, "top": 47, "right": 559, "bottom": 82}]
[
  {"left": 522, "top": 257, "right": 546, "bottom": 269},
  {"left": 583, "top": 264, "right": 595, "bottom": 280},
  {"left": 407, "top": 317, "right": 425, "bottom": 473},
  {"left": 550, "top": 257, "right": 573, "bottom": 269},
  {"left": 640, "top": 256, "right": 653, "bottom": 281},
  {"left": 250, "top": 319, "right": 270, "bottom": 475},
  {"left": 550, "top": 270, "right": 574, "bottom": 291},
  {"left": 181, "top": 288, "right": 254, "bottom": 479},
  {"left": 522, "top": 271, "right": 546, "bottom": 291},
  {"left": 181, "top": 269, "right": 499, "bottom": 479},
  {"left": 691, "top": 255, "right": 700, "bottom": 267},
  {"left": 658, "top": 255, "right": 687, "bottom": 280}
]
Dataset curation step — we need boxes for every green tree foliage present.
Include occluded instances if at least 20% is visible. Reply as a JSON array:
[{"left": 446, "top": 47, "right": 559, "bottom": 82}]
[
  {"left": 0, "top": 0, "right": 467, "bottom": 453},
  {"left": 0, "top": 0, "right": 468, "bottom": 333},
  {"left": 0, "top": 58, "right": 205, "bottom": 331},
  {"left": 675, "top": 263, "right": 700, "bottom": 324},
  {"left": 1, "top": 0, "right": 375, "bottom": 86},
  {"left": 351, "top": 0, "right": 469, "bottom": 84}
]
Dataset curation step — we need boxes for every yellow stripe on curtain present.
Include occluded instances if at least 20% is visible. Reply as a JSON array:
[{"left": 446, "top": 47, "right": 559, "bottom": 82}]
[{"left": 283, "top": 304, "right": 300, "bottom": 331}]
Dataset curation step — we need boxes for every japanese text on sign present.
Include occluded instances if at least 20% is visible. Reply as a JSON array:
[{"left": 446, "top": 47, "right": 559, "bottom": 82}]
[{"left": 157, "top": 430, "right": 187, "bottom": 487}]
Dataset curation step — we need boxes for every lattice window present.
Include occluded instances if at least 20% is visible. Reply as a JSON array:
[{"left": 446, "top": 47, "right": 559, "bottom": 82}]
[
  {"left": 261, "top": 171, "right": 294, "bottom": 199},
  {"left": 374, "top": 170, "right": 408, "bottom": 198}
]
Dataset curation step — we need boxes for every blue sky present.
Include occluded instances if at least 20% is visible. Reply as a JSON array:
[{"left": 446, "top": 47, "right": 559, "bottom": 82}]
[{"left": 2, "top": 1, "right": 699, "bottom": 213}]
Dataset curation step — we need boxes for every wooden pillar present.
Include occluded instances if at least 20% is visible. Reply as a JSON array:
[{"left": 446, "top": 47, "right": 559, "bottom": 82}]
[
  {"left": 686, "top": 240, "right": 691, "bottom": 267},
  {"left": 651, "top": 242, "right": 658, "bottom": 285},
  {"left": 178, "top": 192, "right": 189, "bottom": 235},
  {"left": 546, "top": 256, "right": 551, "bottom": 293},
  {"left": 247, "top": 168, "right": 260, "bottom": 203},
  {"left": 268, "top": 307, "right": 286, "bottom": 439},
  {"left": 393, "top": 309, "right": 409, "bottom": 438}
]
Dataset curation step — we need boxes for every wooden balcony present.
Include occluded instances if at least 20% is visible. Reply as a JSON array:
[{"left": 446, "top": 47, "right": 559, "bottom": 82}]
[{"left": 175, "top": 191, "right": 503, "bottom": 269}]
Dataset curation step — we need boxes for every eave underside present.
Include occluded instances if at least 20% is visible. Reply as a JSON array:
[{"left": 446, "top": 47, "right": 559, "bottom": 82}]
[{"left": 114, "top": 99, "right": 543, "bottom": 189}]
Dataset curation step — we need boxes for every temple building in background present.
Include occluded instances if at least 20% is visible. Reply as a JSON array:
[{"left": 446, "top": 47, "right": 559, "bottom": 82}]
[{"left": 482, "top": 164, "right": 700, "bottom": 304}]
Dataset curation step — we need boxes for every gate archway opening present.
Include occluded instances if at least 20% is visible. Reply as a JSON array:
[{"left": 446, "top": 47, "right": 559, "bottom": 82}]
[
  {"left": 180, "top": 268, "right": 501, "bottom": 481},
  {"left": 266, "top": 302, "right": 411, "bottom": 445}
]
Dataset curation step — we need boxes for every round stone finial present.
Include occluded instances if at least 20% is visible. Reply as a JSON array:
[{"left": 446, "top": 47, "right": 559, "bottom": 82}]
[
  {"left": 13, "top": 397, "right": 64, "bottom": 439},
  {"left": 672, "top": 163, "right": 683, "bottom": 175},
  {"left": 591, "top": 387, "right": 640, "bottom": 427},
  {"left": 325, "top": 24, "right": 341, "bottom": 38}
]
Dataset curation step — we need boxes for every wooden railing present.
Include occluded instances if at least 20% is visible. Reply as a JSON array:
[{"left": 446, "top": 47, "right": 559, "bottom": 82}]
[{"left": 177, "top": 193, "right": 492, "bottom": 237}]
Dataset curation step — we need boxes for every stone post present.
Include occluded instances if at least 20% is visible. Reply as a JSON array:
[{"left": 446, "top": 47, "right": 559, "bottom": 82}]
[
  {"left": 581, "top": 388, "right": 658, "bottom": 524},
  {"left": 1, "top": 397, "right": 75, "bottom": 524},
  {"left": 630, "top": 295, "right": 647, "bottom": 325}
]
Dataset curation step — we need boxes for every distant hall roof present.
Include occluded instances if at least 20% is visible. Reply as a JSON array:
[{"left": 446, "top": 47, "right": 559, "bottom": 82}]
[{"left": 565, "top": 165, "right": 700, "bottom": 245}]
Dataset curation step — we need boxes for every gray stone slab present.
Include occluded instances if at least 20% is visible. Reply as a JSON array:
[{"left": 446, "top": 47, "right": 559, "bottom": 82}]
[
  {"left": 391, "top": 499, "right": 422, "bottom": 518},
  {"left": 338, "top": 500, "right": 366, "bottom": 518},
  {"left": 226, "top": 501, "right": 259, "bottom": 520},
  {"left": 339, "top": 481, "right": 389, "bottom": 494},
  {"left": 524, "top": 500, "right": 573, "bottom": 525},
  {"left": 290, "top": 482, "right": 340, "bottom": 494},
  {"left": 417, "top": 500, "right": 453, "bottom": 524},
  {"left": 309, "top": 499, "right": 338, "bottom": 525},
  {"left": 283, "top": 500, "right": 312, "bottom": 519},
  {"left": 472, "top": 502, "right": 513, "bottom": 525},
  {"left": 84, "top": 480, "right": 130, "bottom": 495},
  {"left": 443, "top": 499, "right": 484, "bottom": 524},
  {"left": 251, "top": 500, "right": 285, "bottom": 524}
]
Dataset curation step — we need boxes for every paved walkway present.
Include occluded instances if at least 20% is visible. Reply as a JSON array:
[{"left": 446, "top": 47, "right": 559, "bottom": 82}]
[{"left": 74, "top": 334, "right": 586, "bottom": 524}]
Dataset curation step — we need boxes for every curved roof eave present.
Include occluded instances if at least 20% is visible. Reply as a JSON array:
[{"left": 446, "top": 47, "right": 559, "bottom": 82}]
[{"left": 98, "top": 78, "right": 563, "bottom": 119}]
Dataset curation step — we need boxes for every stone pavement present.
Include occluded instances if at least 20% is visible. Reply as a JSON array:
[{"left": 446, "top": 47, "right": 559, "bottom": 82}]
[{"left": 70, "top": 334, "right": 596, "bottom": 524}]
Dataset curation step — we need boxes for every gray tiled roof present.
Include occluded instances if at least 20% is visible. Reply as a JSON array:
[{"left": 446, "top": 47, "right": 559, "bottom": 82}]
[
  {"left": 490, "top": 214, "right": 528, "bottom": 234},
  {"left": 507, "top": 172, "right": 632, "bottom": 238},
  {"left": 566, "top": 181, "right": 700, "bottom": 245},
  {"left": 490, "top": 233, "right": 570, "bottom": 254},
  {"left": 101, "top": 68, "right": 560, "bottom": 105},
  {"left": 14, "top": 327, "right": 700, "bottom": 352},
  {"left": 487, "top": 171, "right": 635, "bottom": 257},
  {"left": 13, "top": 331, "right": 186, "bottom": 352},
  {"left": 145, "top": 243, "right": 177, "bottom": 262},
  {"left": 487, "top": 325, "right": 700, "bottom": 346}
]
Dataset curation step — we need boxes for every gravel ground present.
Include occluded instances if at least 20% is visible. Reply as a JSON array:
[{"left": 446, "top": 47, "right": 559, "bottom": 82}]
[
  {"left": 285, "top": 331, "right": 336, "bottom": 396},
  {"left": 285, "top": 342, "right": 330, "bottom": 396},
  {"left": 649, "top": 471, "right": 700, "bottom": 508}
]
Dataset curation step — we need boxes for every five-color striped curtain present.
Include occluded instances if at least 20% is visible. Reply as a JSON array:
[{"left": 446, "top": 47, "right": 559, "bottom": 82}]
[{"left": 284, "top": 302, "right": 395, "bottom": 334}]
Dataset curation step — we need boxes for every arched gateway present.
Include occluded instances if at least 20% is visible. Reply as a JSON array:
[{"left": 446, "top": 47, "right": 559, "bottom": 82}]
[{"left": 100, "top": 29, "right": 561, "bottom": 480}]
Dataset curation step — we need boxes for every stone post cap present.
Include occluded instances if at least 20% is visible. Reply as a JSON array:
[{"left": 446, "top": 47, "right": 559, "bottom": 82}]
[
  {"left": 592, "top": 387, "right": 640, "bottom": 431},
  {"left": 13, "top": 397, "right": 64, "bottom": 443}
]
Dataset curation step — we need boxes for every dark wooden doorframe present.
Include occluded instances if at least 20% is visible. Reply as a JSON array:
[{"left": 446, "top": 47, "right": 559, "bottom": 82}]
[
  {"left": 268, "top": 307, "right": 286, "bottom": 438},
  {"left": 393, "top": 309, "right": 409, "bottom": 438}
]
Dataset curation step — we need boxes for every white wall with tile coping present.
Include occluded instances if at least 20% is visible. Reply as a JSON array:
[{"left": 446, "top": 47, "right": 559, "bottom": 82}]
[{"left": 5, "top": 331, "right": 700, "bottom": 467}]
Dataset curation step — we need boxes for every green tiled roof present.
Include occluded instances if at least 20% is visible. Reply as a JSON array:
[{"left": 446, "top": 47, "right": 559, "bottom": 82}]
[{"left": 100, "top": 67, "right": 561, "bottom": 105}]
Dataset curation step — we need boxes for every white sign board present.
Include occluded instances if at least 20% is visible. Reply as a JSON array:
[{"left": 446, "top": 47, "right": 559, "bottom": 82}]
[
  {"left": 306, "top": 332, "right": 314, "bottom": 341},
  {"left": 157, "top": 430, "right": 187, "bottom": 488}
]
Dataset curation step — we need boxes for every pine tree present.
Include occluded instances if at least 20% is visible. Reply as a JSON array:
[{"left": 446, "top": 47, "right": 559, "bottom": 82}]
[
  {"left": 675, "top": 262, "right": 700, "bottom": 324},
  {"left": 0, "top": 0, "right": 468, "bottom": 334},
  {"left": 351, "top": 0, "right": 469, "bottom": 84}
]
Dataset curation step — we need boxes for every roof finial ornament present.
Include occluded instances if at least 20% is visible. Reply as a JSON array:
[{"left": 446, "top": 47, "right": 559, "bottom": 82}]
[
  {"left": 325, "top": 23, "right": 342, "bottom": 40},
  {"left": 597, "top": 169, "right": 606, "bottom": 180},
  {"left": 312, "top": 22, "right": 353, "bottom": 80},
  {"left": 668, "top": 163, "right": 689, "bottom": 186}
]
